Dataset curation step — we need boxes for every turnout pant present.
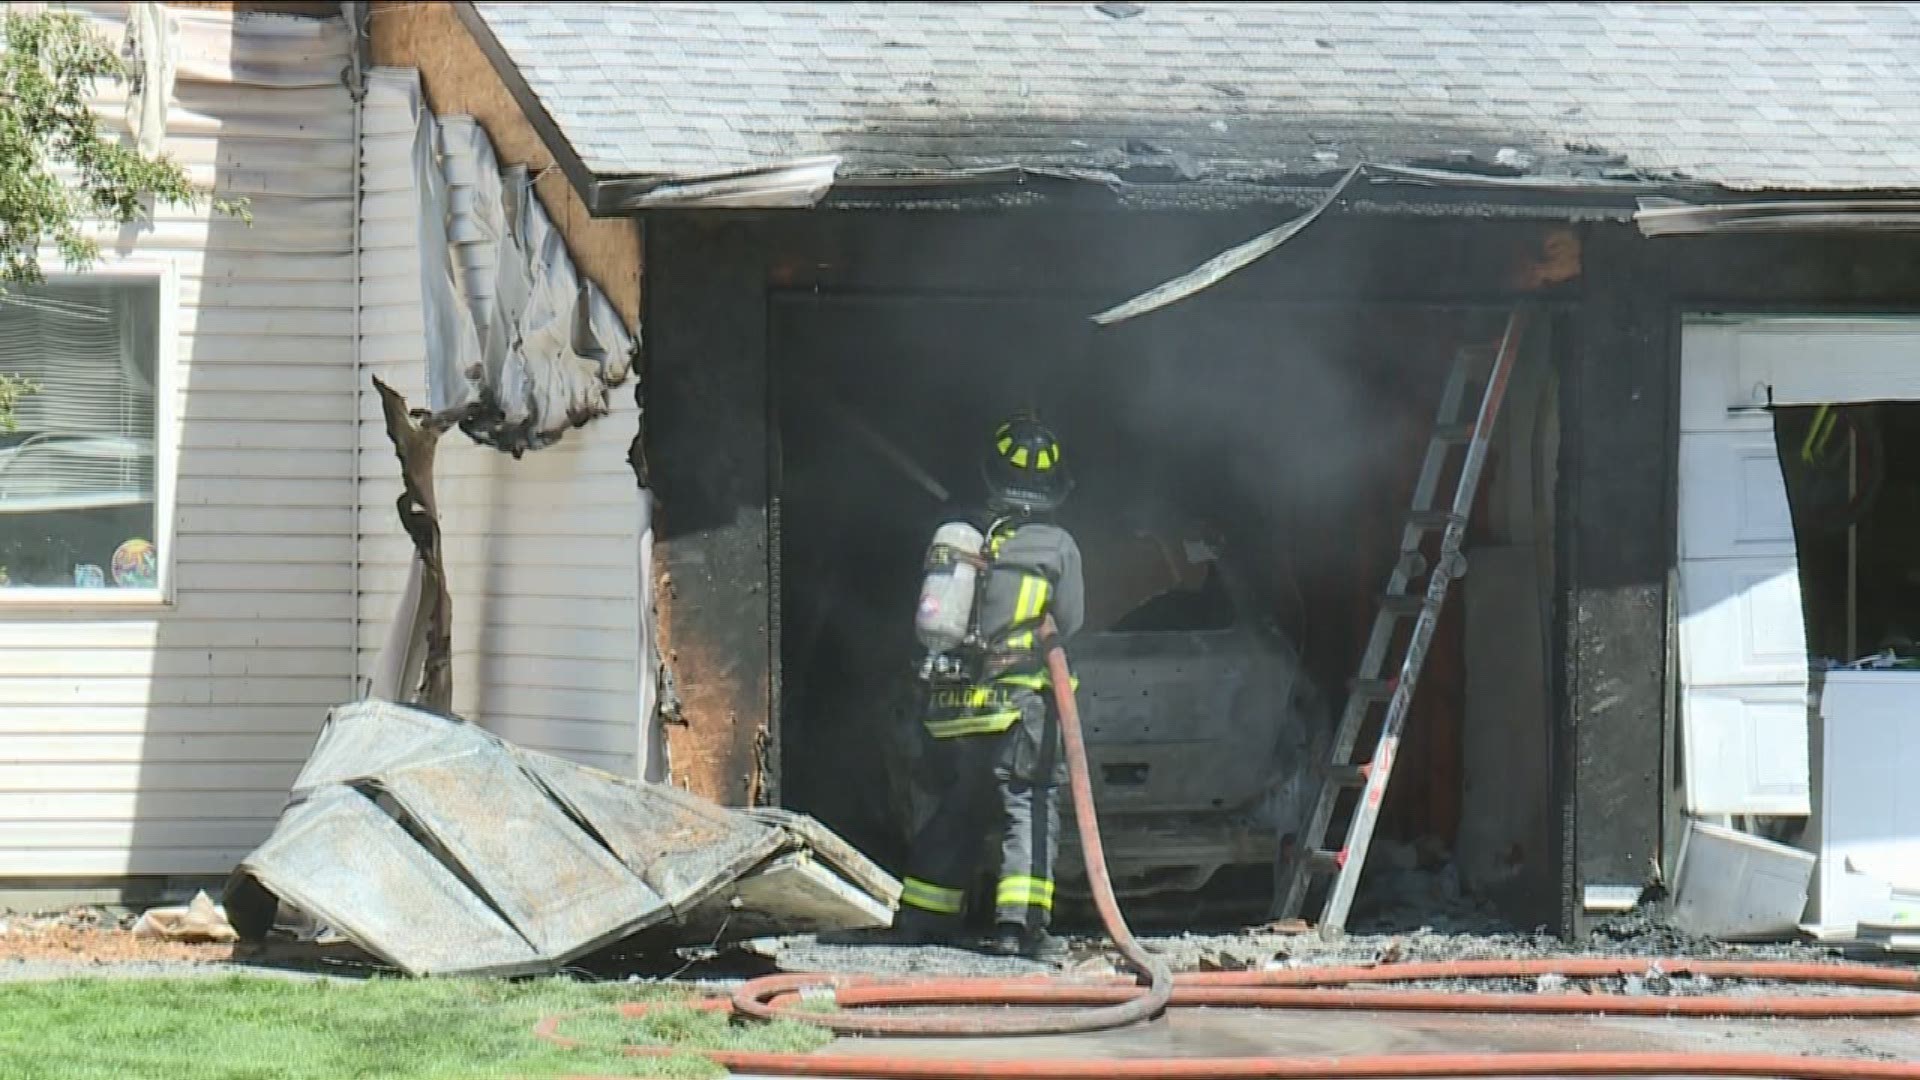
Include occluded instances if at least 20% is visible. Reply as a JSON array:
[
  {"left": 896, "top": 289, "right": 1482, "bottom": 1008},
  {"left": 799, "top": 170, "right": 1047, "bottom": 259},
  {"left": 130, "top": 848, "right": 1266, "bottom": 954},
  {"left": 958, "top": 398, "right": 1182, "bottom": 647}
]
[{"left": 899, "top": 687, "right": 1066, "bottom": 932}]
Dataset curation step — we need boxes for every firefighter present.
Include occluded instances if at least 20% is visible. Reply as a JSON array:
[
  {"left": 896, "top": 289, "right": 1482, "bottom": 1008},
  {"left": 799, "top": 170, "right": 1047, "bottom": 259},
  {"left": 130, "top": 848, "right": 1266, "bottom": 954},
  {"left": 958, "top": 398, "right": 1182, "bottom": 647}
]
[{"left": 895, "top": 414, "right": 1084, "bottom": 960}]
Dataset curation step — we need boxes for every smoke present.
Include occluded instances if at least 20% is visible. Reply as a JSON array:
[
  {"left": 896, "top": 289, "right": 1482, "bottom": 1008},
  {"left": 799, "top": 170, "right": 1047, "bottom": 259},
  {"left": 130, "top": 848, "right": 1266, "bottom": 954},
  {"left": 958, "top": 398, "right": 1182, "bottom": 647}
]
[
  {"left": 772, "top": 222, "right": 1496, "bottom": 853},
  {"left": 1073, "top": 303, "right": 1460, "bottom": 574}
]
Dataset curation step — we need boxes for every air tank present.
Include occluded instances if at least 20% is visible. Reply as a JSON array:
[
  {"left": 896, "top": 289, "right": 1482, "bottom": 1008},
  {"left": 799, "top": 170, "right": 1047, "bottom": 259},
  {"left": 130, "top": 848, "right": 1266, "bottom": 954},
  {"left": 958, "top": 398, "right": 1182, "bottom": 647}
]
[{"left": 915, "top": 521, "right": 985, "bottom": 655}]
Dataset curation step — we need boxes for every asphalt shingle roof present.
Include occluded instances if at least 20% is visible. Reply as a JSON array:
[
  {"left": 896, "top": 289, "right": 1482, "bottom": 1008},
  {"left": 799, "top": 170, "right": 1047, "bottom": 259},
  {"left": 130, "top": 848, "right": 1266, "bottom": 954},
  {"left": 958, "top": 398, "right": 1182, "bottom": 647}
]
[{"left": 473, "top": 2, "right": 1920, "bottom": 192}]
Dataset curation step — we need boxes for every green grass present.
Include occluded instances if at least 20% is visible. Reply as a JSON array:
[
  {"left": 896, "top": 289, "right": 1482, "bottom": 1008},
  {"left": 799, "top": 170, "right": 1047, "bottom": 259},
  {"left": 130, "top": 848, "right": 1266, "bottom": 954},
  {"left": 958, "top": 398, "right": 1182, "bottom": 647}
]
[{"left": 0, "top": 975, "right": 832, "bottom": 1080}]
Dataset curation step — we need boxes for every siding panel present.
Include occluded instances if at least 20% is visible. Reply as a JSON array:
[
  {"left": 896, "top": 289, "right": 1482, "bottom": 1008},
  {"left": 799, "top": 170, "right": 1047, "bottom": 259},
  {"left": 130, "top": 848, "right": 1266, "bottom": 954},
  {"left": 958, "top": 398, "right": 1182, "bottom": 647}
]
[
  {"left": 0, "top": 5, "right": 357, "bottom": 878},
  {"left": 355, "top": 69, "right": 643, "bottom": 774}
]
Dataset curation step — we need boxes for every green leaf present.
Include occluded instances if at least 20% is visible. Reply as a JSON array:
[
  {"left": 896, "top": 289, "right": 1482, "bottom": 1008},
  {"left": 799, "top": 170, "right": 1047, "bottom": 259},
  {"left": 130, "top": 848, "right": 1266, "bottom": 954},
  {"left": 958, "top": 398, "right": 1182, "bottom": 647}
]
[{"left": 0, "top": 10, "right": 241, "bottom": 292}]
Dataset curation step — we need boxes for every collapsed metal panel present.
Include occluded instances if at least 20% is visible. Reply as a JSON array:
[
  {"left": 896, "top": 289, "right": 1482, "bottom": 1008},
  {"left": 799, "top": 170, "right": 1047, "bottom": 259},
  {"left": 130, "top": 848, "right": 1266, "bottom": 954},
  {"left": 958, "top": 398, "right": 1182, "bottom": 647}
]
[
  {"left": 517, "top": 749, "right": 783, "bottom": 914},
  {"left": 235, "top": 786, "right": 547, "bottom": 978},
  {"left": 374, "top": 750, "right": 670, "bottom": 959},
  {"left": 291, "top": 698, "right": 490, "bottom": 794},
  {"left": 230, "top": 699, "right": 898, "bottom": 977}
]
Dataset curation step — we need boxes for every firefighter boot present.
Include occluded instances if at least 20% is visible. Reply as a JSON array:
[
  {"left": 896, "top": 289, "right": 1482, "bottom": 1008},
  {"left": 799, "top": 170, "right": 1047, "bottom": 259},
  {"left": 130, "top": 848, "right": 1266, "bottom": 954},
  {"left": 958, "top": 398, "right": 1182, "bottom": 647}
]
[
  {"left": 882, "top": 906, "right": 963, "bottom": 947},
  {"left": 985, "top": 921, "right": 1069, "bottom": 963}
]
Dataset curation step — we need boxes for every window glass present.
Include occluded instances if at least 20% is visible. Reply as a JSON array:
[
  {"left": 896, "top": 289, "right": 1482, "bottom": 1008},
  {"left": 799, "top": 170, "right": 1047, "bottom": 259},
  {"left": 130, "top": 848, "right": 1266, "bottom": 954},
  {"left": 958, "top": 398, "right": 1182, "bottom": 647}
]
[{"left": 0, "top": 280, "right": 160, "bottom": 592}]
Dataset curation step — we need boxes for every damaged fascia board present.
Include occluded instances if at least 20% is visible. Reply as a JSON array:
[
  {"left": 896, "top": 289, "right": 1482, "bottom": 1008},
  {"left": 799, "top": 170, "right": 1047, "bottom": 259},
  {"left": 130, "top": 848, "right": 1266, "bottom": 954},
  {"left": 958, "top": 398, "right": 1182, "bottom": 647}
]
[
  {"left": 835, "top": 164, "right": 1128, "bottom": 189},
  {"left": 1089, "top": 164, "right": 1364, "bottom": 326},
  {"left": 1367, "top": 163, "right": 1711, "bottom": 194},
  {"left": 1637, "top": 197, "right": 1920, "bottom": 237},
  {"left": 1087, "top": 161, "right": 1710, "bottom": 325},
  {"left": 595, "top": 156, "right": 843, "bottom": 211}
]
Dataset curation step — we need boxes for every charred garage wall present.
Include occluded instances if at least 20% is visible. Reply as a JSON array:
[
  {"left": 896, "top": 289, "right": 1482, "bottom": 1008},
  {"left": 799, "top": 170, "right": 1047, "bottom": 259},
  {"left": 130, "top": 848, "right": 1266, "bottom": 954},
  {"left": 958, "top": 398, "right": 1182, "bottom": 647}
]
[
  {"left": 646, "top": 206, "right": 1568, "bottom": 929},
  {"left": 642, "top": 201, "right": 1920, "bottom": 936}
]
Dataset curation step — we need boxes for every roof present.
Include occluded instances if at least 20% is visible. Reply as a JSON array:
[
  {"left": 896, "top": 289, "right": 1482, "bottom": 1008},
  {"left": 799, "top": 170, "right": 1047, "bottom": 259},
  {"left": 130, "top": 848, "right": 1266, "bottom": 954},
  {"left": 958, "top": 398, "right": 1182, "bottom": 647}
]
[{"left": 467, "top": 1, "right": 1920, "bottom": 203}]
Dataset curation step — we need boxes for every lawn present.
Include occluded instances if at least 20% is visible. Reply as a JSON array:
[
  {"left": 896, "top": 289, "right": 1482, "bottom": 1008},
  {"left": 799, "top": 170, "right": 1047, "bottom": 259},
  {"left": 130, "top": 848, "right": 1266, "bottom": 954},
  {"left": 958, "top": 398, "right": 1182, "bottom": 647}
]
[{"left": 0, "top": 975, "right": 832, "bottom": 1079}]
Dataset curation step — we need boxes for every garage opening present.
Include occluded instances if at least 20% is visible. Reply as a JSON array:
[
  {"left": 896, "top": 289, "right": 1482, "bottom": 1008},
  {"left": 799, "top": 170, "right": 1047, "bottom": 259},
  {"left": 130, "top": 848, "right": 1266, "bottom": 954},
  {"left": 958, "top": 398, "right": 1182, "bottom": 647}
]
[
  {"left": 773, "top": 286, "right": 1560, "bottom": 933},
  {"left": 1776, "top": 403, "right": 1920, "bottom": 667}
]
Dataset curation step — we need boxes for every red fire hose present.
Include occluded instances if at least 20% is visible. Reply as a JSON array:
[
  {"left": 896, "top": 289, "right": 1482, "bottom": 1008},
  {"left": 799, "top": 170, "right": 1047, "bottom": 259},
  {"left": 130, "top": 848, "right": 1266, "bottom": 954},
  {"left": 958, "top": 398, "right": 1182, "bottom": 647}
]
[
  {"left": 724, "top": 628, "right": 1175, "bottom": 1038},
  {"left": 536, "top": 636, "right": 1920, "bottom": 1077}
]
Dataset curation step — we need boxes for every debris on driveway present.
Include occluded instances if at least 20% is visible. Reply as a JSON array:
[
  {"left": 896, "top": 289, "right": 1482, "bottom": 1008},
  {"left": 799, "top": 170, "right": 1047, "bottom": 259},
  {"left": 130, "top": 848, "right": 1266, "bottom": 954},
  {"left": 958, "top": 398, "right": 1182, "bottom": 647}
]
[
  {"left": 1, "top": 907, "right": 235, "bottom": 968},
  {"left": 130, "top": 891, "right": 239, "bottom": 945},
  {"left": 224, "top": 699, "right": 900, "bottom": 978}
]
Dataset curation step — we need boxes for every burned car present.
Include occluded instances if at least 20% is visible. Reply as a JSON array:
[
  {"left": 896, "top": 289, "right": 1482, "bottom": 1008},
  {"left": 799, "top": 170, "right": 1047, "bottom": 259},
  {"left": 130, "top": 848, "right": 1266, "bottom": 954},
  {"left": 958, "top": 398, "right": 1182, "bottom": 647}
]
[{"left": 882, "top": 533, "right": 1331, "bottom": 905}]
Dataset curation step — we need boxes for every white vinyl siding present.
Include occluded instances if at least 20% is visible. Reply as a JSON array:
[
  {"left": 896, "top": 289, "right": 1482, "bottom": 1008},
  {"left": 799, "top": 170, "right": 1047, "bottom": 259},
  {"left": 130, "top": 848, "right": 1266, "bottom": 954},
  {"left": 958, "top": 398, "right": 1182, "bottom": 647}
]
[
  {"left": 0, "top": 5, "right": 357, "bottom": 877},
  {"left": 357, "top": 69, "right": 643, "bottom": 776}
]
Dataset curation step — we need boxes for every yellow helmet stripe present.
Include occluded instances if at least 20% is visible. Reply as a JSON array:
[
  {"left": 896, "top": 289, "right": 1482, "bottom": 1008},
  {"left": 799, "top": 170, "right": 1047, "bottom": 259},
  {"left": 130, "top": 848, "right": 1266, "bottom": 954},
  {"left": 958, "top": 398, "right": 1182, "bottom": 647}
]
[{"left": 1010, "top": 446, "right": 1029, "bottom": 468}]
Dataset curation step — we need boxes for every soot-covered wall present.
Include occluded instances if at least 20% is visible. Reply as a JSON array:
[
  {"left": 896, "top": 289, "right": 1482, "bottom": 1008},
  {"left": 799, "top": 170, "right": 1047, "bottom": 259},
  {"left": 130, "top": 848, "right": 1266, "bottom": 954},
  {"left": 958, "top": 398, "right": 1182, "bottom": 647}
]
[
  {"left": 649, "top": 207, "right": 1733, "bottom": 936},
  {"left": 771, "top": 295, "right": 1522, "bottom": 872}
]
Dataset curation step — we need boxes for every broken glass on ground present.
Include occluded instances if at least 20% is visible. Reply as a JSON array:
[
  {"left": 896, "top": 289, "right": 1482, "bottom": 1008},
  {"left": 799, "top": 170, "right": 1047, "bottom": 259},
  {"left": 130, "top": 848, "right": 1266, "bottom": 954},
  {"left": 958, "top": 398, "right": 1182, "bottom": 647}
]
[{"left": 224, "top": 699, "right": 900, "bottom": 977}]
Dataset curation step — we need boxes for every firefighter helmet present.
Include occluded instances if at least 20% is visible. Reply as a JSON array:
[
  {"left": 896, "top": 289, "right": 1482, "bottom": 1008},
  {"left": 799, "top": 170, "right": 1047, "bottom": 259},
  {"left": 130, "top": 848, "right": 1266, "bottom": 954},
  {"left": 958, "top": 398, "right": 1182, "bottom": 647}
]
[{"left": 983, "top": 414, "right": 1073, "bottom": 514}]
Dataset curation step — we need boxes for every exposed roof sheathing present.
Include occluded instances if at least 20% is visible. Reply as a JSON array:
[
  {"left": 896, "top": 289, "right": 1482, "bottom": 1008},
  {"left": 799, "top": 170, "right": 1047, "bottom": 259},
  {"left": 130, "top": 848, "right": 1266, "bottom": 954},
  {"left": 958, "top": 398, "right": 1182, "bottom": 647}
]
[{"left": 471, "top": 1, "right": 1920, "bottom": 194}]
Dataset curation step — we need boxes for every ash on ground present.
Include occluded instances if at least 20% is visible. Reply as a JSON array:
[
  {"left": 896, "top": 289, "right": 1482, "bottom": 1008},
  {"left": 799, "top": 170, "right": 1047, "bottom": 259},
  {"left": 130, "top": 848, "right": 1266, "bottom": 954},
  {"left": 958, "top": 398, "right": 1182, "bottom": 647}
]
[
  {"left": 736, "top": 839, "right": 1848, "bottom": 983},
  {"left": 742, "top": 912, "right": 1852, "bottom": 986}
]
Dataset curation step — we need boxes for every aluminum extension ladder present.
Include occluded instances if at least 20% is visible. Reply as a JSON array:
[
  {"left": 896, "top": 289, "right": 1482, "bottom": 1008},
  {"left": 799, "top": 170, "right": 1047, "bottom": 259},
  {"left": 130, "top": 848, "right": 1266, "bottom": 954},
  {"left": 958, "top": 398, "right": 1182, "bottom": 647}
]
[{"left": 1274, "top": 306, "right": 1531, "bottom": 939}]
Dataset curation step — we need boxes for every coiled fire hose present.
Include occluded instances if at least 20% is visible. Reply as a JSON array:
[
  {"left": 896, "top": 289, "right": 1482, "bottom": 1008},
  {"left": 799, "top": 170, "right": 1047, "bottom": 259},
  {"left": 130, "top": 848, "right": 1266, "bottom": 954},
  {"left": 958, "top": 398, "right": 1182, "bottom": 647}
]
[{"left": 535, "top": 629, "right": 1920, "bottom": 1077}]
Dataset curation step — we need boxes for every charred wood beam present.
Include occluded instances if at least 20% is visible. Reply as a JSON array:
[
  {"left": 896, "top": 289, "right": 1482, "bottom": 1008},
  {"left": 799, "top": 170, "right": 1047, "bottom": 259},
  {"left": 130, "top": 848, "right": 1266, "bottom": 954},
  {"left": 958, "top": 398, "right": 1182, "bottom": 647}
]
[
  {"left": 1557, "top": 224, "right": 1672, "bottom": 937},
  {"left": 646, "top": 218, "right": 775, "bottom": 805}
]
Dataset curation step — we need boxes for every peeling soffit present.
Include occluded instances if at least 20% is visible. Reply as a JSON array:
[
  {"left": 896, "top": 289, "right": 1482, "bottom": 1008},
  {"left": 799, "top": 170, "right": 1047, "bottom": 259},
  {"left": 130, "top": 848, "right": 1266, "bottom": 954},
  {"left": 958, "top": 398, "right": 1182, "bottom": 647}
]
[
  {"left": 596, "top": 156, "right": 843, "bottom": 211},
  {"left": 1088, "top": 161, "right": 1700, "bottom": 326},
  {"left": 1636, "top": 197, "right": 1920, "bottom": 237}
]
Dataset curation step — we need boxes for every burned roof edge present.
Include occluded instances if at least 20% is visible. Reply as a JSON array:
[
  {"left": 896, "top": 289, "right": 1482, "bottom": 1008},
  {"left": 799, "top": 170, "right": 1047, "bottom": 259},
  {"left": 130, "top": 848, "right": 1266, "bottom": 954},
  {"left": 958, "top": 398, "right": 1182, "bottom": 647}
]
[{"left": 453, "top": 1, "right": 1920, "bottom": 219}]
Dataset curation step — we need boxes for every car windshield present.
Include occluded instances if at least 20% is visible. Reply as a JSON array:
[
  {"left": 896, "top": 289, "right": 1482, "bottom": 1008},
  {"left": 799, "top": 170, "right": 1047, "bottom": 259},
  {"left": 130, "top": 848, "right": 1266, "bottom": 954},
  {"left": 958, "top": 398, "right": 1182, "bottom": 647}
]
[{"left": 1106, "top": 563, "right": 1235, "bottom": 633}]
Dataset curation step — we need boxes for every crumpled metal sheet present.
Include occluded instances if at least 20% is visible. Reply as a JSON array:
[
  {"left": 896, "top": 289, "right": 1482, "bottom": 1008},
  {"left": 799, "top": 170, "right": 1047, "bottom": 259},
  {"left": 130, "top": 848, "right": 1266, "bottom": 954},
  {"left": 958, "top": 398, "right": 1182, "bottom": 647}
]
[
  {"left": 427, "top": 115, "right": 638, "bottom": 456},
  {"left": 374, "top": 748, "right": 668, "bottom": 960},
  {"left": 235, "top": 785, "right": 546, "bottom": 978},
  {"left": 516, "top": 749, "right": 781, "bottom": 914},
  {"left": 228, "top": 699, "right": 897, "bottom": 977}
]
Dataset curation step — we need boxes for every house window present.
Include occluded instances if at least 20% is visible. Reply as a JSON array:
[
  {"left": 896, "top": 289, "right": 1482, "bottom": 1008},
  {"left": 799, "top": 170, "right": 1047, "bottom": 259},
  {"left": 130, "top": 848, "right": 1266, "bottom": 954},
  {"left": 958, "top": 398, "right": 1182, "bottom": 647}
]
[{"left": 0, "top": 279, "right": 164, "bottom": 597}]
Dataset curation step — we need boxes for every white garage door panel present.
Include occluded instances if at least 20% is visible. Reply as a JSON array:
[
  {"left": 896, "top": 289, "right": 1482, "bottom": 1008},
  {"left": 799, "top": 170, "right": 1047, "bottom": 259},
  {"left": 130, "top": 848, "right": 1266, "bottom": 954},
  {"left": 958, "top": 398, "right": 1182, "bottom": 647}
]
[
  {"left": 1735, "top": 325, "right": 1920, "bottom": 406},
  {"left": 1678, "top": 433, "right": 1797, "bottom": 560},
  {"left": 1678, "top": 559, "right": 1810, "bottom": 687},
  {"left": 1680, "top": 324, "right": 1772, "bottom": 432},
  {"left": 1678, "top": 319, "right": 1823, "bottom": 818},
  {"left": 1682, "top": 685, "right": 1813, "bottom": 816}
]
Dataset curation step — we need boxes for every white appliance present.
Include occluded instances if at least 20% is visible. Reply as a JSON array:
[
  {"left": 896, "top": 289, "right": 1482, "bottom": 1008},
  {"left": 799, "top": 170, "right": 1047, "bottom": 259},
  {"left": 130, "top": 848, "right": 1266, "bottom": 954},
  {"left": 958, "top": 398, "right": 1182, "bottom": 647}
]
[{"left": 1813, "top": 670, "right": 1920, "bottom": 936}]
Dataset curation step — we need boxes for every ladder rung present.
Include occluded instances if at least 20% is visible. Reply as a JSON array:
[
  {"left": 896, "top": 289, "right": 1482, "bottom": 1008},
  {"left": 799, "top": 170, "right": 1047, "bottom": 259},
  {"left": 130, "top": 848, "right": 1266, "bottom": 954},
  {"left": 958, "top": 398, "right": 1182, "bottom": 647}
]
[
  {"left": 1308, "top": 849, "right": 1348, "bottom": 874},
  {"left": 1329, "top": 764, "right": 1371, "bottom": 787},
  {"left": 1407, "top": 510, "right": 1465, "bottom": 531},
  {"left": 1379, "top": 594, "right": 1429, "bottom": 617},
  {"left": 1433, "top": 422, "right": 1476, "bottom": 444}
]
